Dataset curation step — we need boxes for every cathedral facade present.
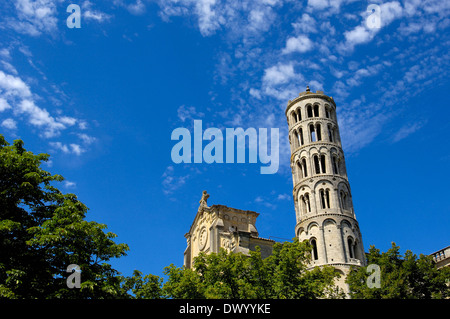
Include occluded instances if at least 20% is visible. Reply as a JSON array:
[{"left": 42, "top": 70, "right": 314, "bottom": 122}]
[
  {"left": 183, "top": 194, "right": 274, "bottom": 269},
  {"left": 183, "top": 87, "right": 366, "bottom": 292}
]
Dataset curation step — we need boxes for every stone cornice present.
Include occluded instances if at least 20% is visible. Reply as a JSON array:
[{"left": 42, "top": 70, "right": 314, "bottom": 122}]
[
  {"left": 293, "top": 174, "right": 349, "bottom": 193},
  {"left": 285, "top": 92, "right": 337, "bottom": 116},
  {"left": 295, "top": 212, "right": 358, "bottom": 227},
  {"left": 290, "top": 142, "right": 343, "bottom": 161},
  {"left": 289, "top": 118, "right": 338, "bottom": 133}
]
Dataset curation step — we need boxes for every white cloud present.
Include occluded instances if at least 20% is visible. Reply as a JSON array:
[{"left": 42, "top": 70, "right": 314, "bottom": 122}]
[
  {"left": 307, "top": 0, "right": 330, "bottom": 10},
  {"left": 308, "top": 80, "right": 323, "bottom": 91},
  {"left": 345, "top": 63, "right": 384, "bottom": 87},
  {"left": 0, "top": 70, "right": 32, "bottom": 98},
  {"left": 0, "top": 70, "right": 85, "bottom": 138},
  {"left": 262, "top": 63, "right": 296, "bottom": 86},
  {"left": 156, "top": 0, "right": 281, "bottom": 38},
  {"left": 392, "top": 120, "right": 427, "bottom": 143},
  {"left": 292, "top": 13, "right": 318, "bottom": 34},
  {"left": 64, "top": 180, "right": 77, "bottom": 188},
  {"left": 254, "top": 195, "right": 276, "bottom": 209},
  {"left": 49, "top": 141, "right": 85, "bottom": 155},
  {"left": 56, "top": 116, "right": 77, "bottom": 126},
  {"left": 177, "top": 105, "right": 205, "bottom": 122},
  {"left": 127, "top": 0, "right": 146, "bottom": 15},
  {"left": 78, "top": 120, "right": 88, "bottom": 130},
  {"left": 82, "top": 1, "right": 113, "bottom": 22},
  {"left": 249, "top": 88, "right": 261, "bottom": 99},
  {"left": 344, "top": 26, "right": 373, "bottom": 46},
  {"left": 8, "top": 0, "right": 59, "bottom": 36},
  {"left": 340, "top": 113, "right": 387, "bottom": 153},
  {"left": 77, "top": 133, "right": 96, "bottom": 145},
  {"left": 254, "top": 196, "right": 264, "bottom": 203},
  {"left": 0, "top": 48, "right": 11, "bottom": 60},
  {"left": 0, "top": 98, "right": 11, "bottom": 112},
  {"left": 1, "top": 61, "right": 19, "bottom": 75},
  {"left": 162, "top": 165, "right": 190, "bottom": 196},
  {"left": 277, "top": 193, "right": 290, "bottom": 200},
  {"left": 49, "top": 141, "right": 69, "bottom": 153},
  {"left": 69, "top": 143, "right": 84, "bottom": 155},
  {"left": 259, "top": 63, "right": 305, "bottom": 101},
  {"left": 306, "top": 0, "right": 351, "bottom": 13},
  {"left": 18, "top": 99, "right": 65, "bottom": 138},
  {"left": 379, "top": 1, "right": 404, "bottom": 27},
  {"left": 282, "top": 35, "right": 314, "bottom": 54},
  {"left": 1, "top": 118, "right": 17, "bottom": 130}
]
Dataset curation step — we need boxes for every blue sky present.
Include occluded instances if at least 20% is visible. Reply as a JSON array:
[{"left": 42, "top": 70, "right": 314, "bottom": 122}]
[{"left": 0, "top": 0, "right": 449, "bottom": 278}]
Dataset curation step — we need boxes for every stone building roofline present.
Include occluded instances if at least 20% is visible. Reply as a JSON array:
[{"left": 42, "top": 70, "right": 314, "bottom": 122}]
[
  {"left": 209, "top": 204, "right": 259, "bottom": 217},
  {"left": 184, "top": 202, "right": 260, "bottom": 239},
  {"left": 430, "top": 245, "right": 450, "bottom": 255},
  {"left": 285, "top": 86, "right": 337, "bottom": 116},
  {"left": 251, "top": 235, "right": 276, "bottom": 243}
]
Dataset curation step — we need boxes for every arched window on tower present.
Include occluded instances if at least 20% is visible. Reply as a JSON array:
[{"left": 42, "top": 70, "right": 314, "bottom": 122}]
[
  {"left": 329, "top": 108, "right": 335, "bottom": 121},
  {"left": 293, "top": 131, "right": 299, "bottom": 149},
  {"left": 314, "top": 154, "right": 327, "bottom": 174},
  {"left": 291, "top": 112, "right": 297, "bottom": 124},
  {"left": 320, "top": 189, "right": 331, "bottom": 209},
  {"left": 332, "top": 155, "right": 339, "bottom": 175},
  {"left": 297, "top": 161, "right": 303, "bottom": 180},
  {"left": 313, "top": 104, "right": 319, "bottom": 117},
  {"left": 299, "top": 127, "right": 304, "bottom": 146},
  {"left": 303, "top": 193, "right": 311, "bottom": 212},
  {"left": 310, "top": 124, "right": 316, "bottom": 142},
  {"left": 307, "top": 105, "right": 313, "bottom": 118},
  {"left": 311, "top": 238, "right": 318, "bottom": 260},
  {"left": 347, "top": 238, "right": 355, "bottom": 259},
  {"left": 325, "top": 189, "right": 330, "bottom": 208},
  {"left": 320, "top": 154, "right": 326, "bottom": 174},
  {"left": 340, "top": 191, "right": 347, "bottom": 210},
  {"left": 328, "top": 124, "right": 334, "bottom": 142},
  {"left": 316, "top": 124, "right": 322, "bottom": 141},
  {"left": 325, "top": 106, "right": 330, "bottom": 119},
  {"left": 297, "top": 108, "right": 302, "bottom": 122},
  {"left": 314, "top": 155, "right": 320, "bottom": 174},
  {"left": 320, "top": 189, "right": 325, "bottom": 209},
  {"left": 301, "top": 158, "right": 308, "bottom": 178}
]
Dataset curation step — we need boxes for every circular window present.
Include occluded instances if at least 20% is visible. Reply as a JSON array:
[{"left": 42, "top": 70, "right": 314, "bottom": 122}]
[{"left": 198, "top": 226, "right": 208, "bottom": 251}]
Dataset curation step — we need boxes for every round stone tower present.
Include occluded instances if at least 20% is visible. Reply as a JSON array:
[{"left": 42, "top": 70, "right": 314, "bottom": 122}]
[{"left": 286, "top": 86, "right": 365, "bottom": 288}]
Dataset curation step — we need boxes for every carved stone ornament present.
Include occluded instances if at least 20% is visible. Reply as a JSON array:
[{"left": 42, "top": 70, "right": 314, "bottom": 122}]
[{"left": 198, "top": 226, "right": 208, "bottom": 251}]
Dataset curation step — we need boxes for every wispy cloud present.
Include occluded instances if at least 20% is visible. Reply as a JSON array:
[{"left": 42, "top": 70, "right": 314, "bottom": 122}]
[
  {"left": 177, "top": 105, "right": 205, "bottom": 123},
  {"left": 0, "top": 69, "right": 86, "bottom": 139},
  {"left": 64, "top": 180, "right": 77, "bottom": 189},
  {"left": 49, "top": 141, "right": 85, "bottom": 156},
  {"left": 282, "top": 35, "right": 314, "bottom": 54},
  {"left": 392, "top": 121, "right": 427, "bottom": 143},
  {"left": 6, "top": 0, "right": 59, "bottom": 36},
  {"left": 82, "top": 1, "right": 113, "bottom": 23},
  {"left": 1, "top": 118, "right": 17, "bottom": 130},
  {"left": 162, "top": 165, "right": 190, "bottom": 197}
]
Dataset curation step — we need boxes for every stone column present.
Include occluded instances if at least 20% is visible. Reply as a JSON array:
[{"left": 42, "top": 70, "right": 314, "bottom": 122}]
[
  {"left": 337, "top": 224, "right": 347, "bottom": 263},
  {"left": 319, "top": 226, "right": 328, "bottom": 264}
]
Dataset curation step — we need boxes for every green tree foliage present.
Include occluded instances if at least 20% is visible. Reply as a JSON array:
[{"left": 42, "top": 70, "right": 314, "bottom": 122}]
[
  {"left": 119, "top": 270, "right": 164, "bottom": 299},
  {"left": 162, "top": 239, "right": 345, "bottom": 299},
  {"left": 0, "top": 135, "right": 129, "bottom": 298},
  {"left": 346, "top": 242, "right": 450, "bottom": 299}
]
